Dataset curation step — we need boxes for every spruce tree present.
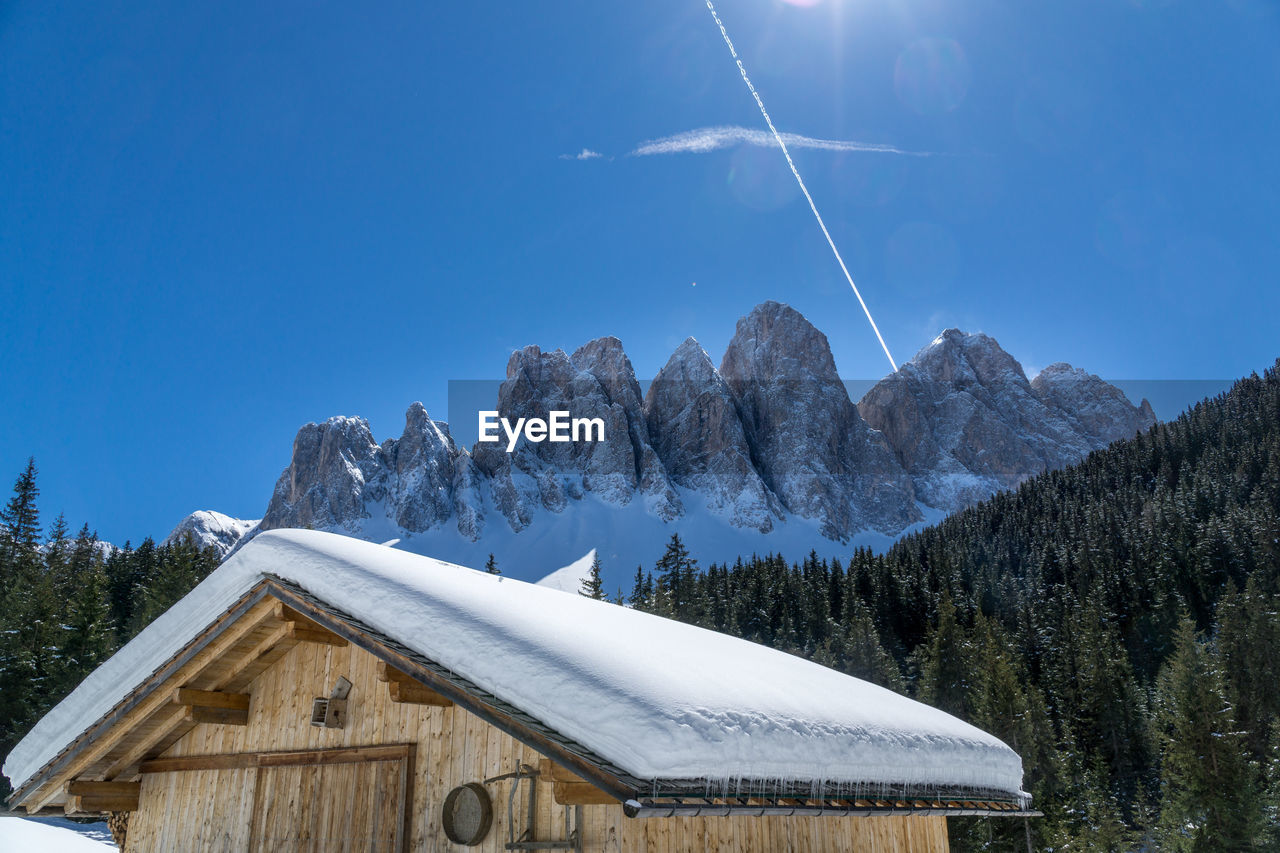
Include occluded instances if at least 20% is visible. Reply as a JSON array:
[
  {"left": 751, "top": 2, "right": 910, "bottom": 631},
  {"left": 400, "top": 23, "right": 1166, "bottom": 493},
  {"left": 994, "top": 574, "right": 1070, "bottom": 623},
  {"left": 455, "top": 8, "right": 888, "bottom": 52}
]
[
  {"left": 914, "top": 591, "right": 970, "bottom": 718},
  {"left": 484, "top": 553, "right": 500, "bottom": 575},
  {"left": 130, "top": 535, "right": 207, "bottom": 634},
  {"left": 579, "top": 553, "right": 605, "bottom": 599},
  {"left": 0, "top": 459, "right": 56, "bottom": 798},
  {"left": 654, "top": 534, "right": 696, "bottom": 618},
  {"left": 59, "top": 526, "right": 116, "bottom": 695},
  {"left": 1152, "top": 617, "right": 1262, "bottom": 851},
  {"left": 628, "top": 566, "right": 647, "bottom": 609}
]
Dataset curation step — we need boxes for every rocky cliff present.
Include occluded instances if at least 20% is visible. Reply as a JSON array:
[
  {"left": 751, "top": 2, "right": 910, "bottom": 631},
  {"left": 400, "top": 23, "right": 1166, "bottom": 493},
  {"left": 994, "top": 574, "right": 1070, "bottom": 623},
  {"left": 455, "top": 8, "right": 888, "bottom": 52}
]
[{"left": 200, "top": 303, "right": 1155, "bottom": 577}]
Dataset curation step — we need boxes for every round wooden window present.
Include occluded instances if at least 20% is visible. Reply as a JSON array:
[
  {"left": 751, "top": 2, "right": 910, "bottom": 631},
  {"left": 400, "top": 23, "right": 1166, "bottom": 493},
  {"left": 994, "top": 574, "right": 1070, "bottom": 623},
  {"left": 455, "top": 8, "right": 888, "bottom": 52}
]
[{"left": 442, "top": 782, "right": 493, "bottom": 846}]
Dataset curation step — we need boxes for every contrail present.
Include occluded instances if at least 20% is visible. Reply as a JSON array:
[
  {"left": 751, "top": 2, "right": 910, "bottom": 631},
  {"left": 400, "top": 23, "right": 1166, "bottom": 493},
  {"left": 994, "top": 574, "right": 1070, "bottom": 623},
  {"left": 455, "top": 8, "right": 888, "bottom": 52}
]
[{"left": 703, "top": 0, "right": 898, "bottom": 372}]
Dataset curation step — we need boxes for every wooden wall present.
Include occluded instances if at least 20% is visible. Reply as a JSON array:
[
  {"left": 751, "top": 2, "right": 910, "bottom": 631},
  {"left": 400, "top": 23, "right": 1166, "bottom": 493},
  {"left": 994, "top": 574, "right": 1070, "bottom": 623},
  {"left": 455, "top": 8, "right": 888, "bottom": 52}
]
[{"left": 127, "top": 636, "right": 948, "bottom": 852}]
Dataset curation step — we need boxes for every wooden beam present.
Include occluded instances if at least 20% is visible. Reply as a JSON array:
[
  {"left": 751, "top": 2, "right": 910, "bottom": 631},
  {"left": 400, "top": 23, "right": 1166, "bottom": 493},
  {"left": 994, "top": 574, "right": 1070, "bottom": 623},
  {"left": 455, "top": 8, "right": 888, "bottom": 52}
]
[
  {"left": 65, "top": 781, "right": 140, "bottom": 798},
  {"left": 65, "top": 791, "right": 139, "bottom": 813},
  {"left": 552, "top": 781, "right": 618, "bottom": 806},
  {"left": 271, "top": 601, "right": 348, "bottom": 646},
  {"left": 182, "top": 705, "right": 249, "bottom": 726},
  {"left": 101, "top": 624, "right": 290, "bottom": 780},
  {"left": 172, "top": 688, "right": 250, "bottom": 711},
  {"left": 538, "top": 758, "right": 585, "bottom": 784},
  {"left": 285, "top": 621, "right": 348, "bottom": 646},
  {"left": 219, "top": 623, "right": 294, "bottom": 692},
  {"left": 139, "top": 744, "right": 412, "bottom": 774},
  {"left": 537, "top": 758, "right": 616, "bottom": 805},
  {"left": 376, "top": 661, "right": 412, "bottom": 683},
  {"left": 387, "top": 681, "right": 452, "bottom": 707}
]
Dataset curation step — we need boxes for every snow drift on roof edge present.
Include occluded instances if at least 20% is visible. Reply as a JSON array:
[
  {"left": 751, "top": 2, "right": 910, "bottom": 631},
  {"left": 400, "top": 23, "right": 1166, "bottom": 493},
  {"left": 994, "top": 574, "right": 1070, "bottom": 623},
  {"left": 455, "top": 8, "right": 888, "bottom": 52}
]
[{"left": 5, "top": 530, "right": 1026, "bottom": 802}]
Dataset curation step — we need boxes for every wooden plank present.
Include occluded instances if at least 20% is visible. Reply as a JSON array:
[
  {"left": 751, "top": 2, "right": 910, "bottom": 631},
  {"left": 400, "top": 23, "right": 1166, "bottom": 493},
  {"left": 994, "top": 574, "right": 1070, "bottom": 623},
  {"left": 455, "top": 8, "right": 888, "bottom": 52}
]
[
  {"left": 387, "top": 681, "right": 452, "bottom": 707},
  {"left": 259, "top": 744, "right": 411, "bottom": 767},
  {"left": 65, "top": 780, "right": 140, "bottom": 798},
  {"left": 376, "top": 661, "right": 413, "bottom": 683},
  {"left": 66, "top": 793, "right": 139, "bottom": 813},
  {"left": 139, "top": 752, "right": 258, "bottom": 774},
  {"left": 173, "top": 688, "right": 250, "bottom": 711},
  {"left": 139, "top": 744, "right": 412, "bottom": 774},
  {"left": 98, "top": 706, "right": 191, "bottom": 781},
  {"left": 538, "top": 757, "right": 580, "bottom": 783},
  {"left": 553, "top": 781, "right": 619, "bottom": 806},
  {"left": 183, "top": 706, "right": 249, "bottom": 726},
  {"left": 219, "top": 625, "right": 294, "bottom": 693},
  {"left": 286, "top": 622, "right": 348, "bottom": 646}
]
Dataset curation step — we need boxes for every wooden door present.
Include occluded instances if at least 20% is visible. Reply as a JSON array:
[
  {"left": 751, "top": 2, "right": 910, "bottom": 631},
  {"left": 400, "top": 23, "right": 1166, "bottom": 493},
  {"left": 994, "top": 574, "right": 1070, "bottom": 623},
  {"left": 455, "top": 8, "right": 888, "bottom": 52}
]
[{"left": 246, "top": 749, "right": 412, "bottom": 852}]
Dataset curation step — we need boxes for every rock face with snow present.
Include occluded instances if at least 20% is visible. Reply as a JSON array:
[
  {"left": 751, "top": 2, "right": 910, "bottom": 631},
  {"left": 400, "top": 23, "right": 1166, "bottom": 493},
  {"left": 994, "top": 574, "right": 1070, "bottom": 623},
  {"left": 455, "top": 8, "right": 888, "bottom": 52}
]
[
  {"left": 1031, "top": 362, "right": 1157, "bottom": 446},
  {"left": 471, "top": 339, "right": 681, "bottom": 531},
  {"left": 719, "top": 301, "right": 920, "bottom": 539},
  {"left": 644, "top": 338, "right": 782, "bottom": 532},
  {"left": 262, "top": 405, "right": 481, "bottom": 539},
  {"left": 241, "top": 303, "right": 1155, "bottom": 577},
  {"left": 164, "top": 511, "right": 258, "bottom": 558},
  {"left": 857, "top": 330, "right": 1156, "bottom": 512}
]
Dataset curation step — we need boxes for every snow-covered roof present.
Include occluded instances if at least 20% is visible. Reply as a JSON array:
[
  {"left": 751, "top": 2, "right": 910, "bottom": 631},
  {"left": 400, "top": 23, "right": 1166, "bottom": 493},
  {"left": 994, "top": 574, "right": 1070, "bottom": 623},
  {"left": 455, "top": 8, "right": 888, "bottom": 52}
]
[{"left": 5, "top": 530, "right": 1025, "bottom": 804}]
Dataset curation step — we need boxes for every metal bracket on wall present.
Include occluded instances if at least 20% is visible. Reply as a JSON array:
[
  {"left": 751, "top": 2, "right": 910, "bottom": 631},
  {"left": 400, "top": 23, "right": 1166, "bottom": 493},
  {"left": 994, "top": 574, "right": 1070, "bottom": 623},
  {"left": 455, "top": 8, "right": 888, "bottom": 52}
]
[{"left": 483, "top": 764, "right": 581, "bottom": 852}]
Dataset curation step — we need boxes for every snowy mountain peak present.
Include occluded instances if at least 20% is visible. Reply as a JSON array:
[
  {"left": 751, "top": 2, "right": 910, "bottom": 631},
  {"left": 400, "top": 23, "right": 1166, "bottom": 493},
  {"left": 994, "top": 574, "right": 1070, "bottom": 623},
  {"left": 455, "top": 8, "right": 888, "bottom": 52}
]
[
  {"left": 645, "top": 333, "right": 782, "bottom": 532},
  {"left": 164, "top": 510, "right": 259, "bottom": 558},
  {"left": 908, "top": 328, "right": 1028, "bottom": 390},
  {"left": 237, "top": 304, "right": 1158, "bottom": 586},
  {"left": 1031, "top": 362, "right": 1157, "bottom": 446},
  {"left": 720, "top": 301, "right": 920, "bottom": 540},
  {"left": 860, "top": 329, "right": 1156, "bottom": 512}
]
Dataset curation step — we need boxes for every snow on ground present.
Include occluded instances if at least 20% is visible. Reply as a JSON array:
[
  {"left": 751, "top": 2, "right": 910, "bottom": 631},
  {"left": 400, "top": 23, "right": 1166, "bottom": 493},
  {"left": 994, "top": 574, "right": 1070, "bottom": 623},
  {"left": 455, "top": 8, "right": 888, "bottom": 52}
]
[
  {"left": 535, "top": 549, "right": 596, "bottom": 595},
  {"left": 347, "top": 487, "right": 927, "bottom": 596},
  {"left": 0, "top": 817, "right": 115, "bottom": 850},
  {"left": 7, "top": 530, "right": 1027, "bottom": 804}
]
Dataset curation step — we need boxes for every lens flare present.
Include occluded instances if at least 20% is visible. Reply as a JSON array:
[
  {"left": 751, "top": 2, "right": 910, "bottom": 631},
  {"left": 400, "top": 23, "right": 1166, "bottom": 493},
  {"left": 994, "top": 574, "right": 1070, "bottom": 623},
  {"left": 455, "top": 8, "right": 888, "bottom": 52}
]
[
  {"left": 703, "top": 0, "right": 899, "bottom": 372},
  {"left": 894, "top": 38, "right": 971, "bottom": 115}
]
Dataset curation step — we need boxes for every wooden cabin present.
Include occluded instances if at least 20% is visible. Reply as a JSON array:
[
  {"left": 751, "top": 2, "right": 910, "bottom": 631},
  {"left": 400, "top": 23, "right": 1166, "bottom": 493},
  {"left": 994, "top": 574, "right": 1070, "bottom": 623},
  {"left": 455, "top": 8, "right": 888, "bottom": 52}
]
[{"left": 5, "top": 530, "right": 1031, "bottom": 851}]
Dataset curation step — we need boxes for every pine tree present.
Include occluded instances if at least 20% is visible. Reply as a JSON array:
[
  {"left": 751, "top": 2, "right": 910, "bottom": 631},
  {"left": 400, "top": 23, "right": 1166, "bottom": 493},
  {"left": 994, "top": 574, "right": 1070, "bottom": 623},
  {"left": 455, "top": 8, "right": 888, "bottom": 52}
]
[
  {"left": 0, "top": 459, "right": 57, "bottom": 799},
  {"left": 914, "top": 591, "right": 971, "bottom": 718},
  {"left": 812, "top": 598, "right": 902, "bottom": 692},
  {"left": 628, "top": 566, "right": 648, "bottom": 610},
  {"left": 58, "top": 526, "right": 116, "bottom": 695},
  {"left": 1152, "top": 617, "right": 1263, "bottom": 851},
  {"left": 0, "top": 458, "right": 42, "bottom": 596},
  {"left": 484, "top": 553, "right": 500, "bottom": 575},
  {"left": 130, "top": 535, "right": 209, "bottom": 634},
  {"left": 654, "top": 534, "right": 696, "bottom": 618},
  {"left": 579, "top": 553, "right": 605, "bottom": 600}
]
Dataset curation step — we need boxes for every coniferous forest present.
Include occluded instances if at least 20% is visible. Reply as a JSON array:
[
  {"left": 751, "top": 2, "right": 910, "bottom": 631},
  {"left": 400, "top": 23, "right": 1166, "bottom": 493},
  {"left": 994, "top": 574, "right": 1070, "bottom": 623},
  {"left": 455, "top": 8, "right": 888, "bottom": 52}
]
[
  {"left": 0, "top": 465, "right": 222, "bottom": 803},
  {"left": 3, "top": 360, "right": 1279, "bottom": 850},
  {"left": 618, "top": 360, "right": 1280, "bottom": 851}
]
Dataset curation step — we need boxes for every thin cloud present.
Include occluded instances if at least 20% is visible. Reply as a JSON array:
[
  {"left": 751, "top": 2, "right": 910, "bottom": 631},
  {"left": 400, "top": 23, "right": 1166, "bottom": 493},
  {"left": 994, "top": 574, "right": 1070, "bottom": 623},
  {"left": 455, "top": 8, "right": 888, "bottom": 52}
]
[
  {"left": 560, "top": 148, "right": 604, "bottom": 160},
  {"left": 630, "top": 125, "right": 930, "bottom": 157}
]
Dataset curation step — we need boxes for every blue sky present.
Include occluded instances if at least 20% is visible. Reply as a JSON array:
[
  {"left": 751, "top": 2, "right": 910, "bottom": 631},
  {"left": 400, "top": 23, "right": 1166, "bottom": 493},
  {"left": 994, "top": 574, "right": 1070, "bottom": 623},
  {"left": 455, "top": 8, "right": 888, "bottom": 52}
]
[{"left": 2, "top": 0, "right": 1277, "bottom": 545}]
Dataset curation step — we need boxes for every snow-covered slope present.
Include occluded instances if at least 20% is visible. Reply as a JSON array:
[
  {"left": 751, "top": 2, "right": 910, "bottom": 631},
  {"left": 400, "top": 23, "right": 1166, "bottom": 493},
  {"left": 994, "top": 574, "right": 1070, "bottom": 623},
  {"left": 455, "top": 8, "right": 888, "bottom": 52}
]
[
  {"left": 0, "top": 817, "right": 115, "bottom": 850},
  {"left": 535, "top": 549, "right": 597, "bottom": 595},
  {"left": 164, "top": 510, "right": 258, "bottom": 558},
  {"left": 5, "top": 530, "right": 1027, "bottom": 803}
]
